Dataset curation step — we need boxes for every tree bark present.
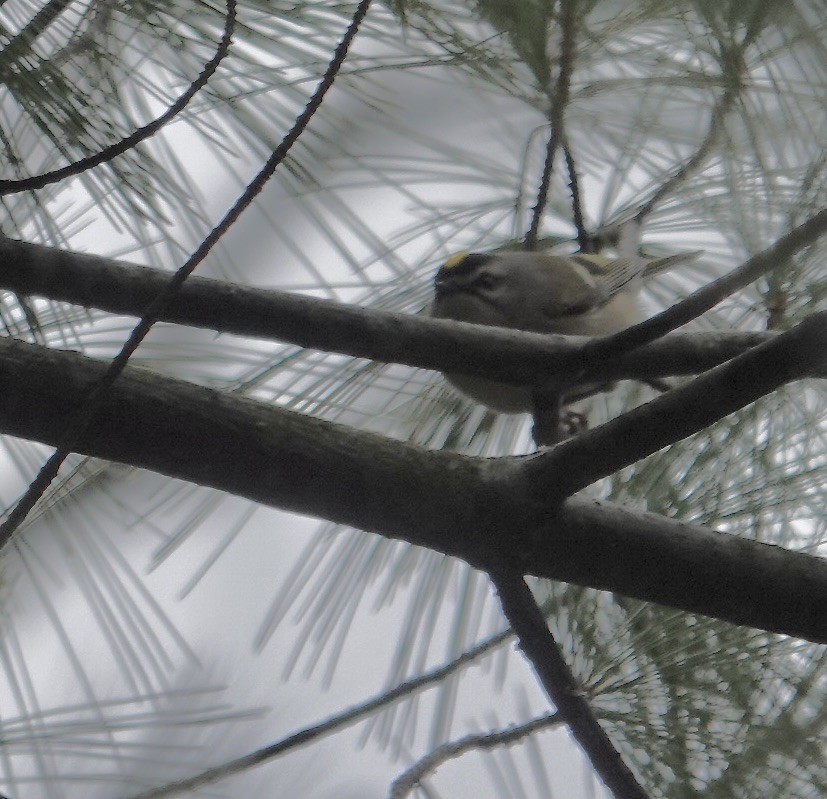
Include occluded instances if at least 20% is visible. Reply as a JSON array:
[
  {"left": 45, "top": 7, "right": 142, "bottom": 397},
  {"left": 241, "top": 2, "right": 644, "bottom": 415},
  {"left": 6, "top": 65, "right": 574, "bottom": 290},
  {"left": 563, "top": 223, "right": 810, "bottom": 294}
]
[{"left": 0, "top": 335, "right": 824, "bottom": 643}]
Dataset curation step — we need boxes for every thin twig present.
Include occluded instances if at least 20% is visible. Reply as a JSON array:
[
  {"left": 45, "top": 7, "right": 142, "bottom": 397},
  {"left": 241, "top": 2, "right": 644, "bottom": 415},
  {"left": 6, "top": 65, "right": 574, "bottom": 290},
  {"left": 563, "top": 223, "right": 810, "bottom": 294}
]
[
  {"left": 528, "top": 310, "right": 827, "bottom": 504},
  {"left": 0, "top": 0, "right": 373, "bottom": 548},
  {"left": 577, "top": 208, "right": 827, "bottom": 366},
  {"left": 389, "top": 712, "right": 561, "bottom": 799},
  {"left": 490, "top": 570, "right": 651, "bottom": 799},
  {"left": 634, "top": 40, "right": 747, "bottom": 223},
  {"left": 127, "top": 626, "right": 512, "bottom": 799},
  {"left": 524, "top": 0, "right": 578, "bottom": 250},
  {"left": 0, "top": 0, "right": 237, "bottom": 195},
  {"left": 564, "top": 138, "right": 589, "bottom": 251}
]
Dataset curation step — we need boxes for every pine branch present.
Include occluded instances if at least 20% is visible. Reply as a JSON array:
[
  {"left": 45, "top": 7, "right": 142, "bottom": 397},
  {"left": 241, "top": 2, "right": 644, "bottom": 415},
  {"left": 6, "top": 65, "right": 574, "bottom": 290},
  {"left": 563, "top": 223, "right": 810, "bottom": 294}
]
[
  {"left": 0, "top": 0, "right": 237, "bottom": 194},
  {"left": 634, "top": 39, "right": 746, "bottom": 222},
  {"left": 492, "top": 571, "right": 651, "bottom": 799},
  {"left": 527, "top": 310, "right": 827, "bottom": 500},
  {"left": 580, "top": 207, "right": 827, "bottom": 362},
  {"left": 0, "top": 336, "right": 824, "bottom": 643},
  {"left": 128, "top": 627, "right": 511, "bottom": 798},
  {"left": 0, "top": 0, "right": 373, "bottom": 544},
  {"left": 390, "top": 710, "right": 561, "bottom": 799},
  {"left": 0, "top": 237, "right": 812, "bottom": 386}
]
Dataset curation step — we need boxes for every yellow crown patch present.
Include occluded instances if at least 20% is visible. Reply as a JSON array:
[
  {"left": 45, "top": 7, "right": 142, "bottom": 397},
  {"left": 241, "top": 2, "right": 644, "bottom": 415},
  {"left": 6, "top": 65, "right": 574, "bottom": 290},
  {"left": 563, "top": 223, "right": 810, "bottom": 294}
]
[{"left": 443, "top": 252, "right": 470, "bottom": 269}]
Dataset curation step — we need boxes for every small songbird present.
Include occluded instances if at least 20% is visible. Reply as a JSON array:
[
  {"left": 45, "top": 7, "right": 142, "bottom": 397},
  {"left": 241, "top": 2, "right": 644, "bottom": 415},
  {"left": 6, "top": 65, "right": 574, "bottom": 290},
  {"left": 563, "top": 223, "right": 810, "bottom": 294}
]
[{"left": 431, "top": 243, "right": 698, "bottom": 413}]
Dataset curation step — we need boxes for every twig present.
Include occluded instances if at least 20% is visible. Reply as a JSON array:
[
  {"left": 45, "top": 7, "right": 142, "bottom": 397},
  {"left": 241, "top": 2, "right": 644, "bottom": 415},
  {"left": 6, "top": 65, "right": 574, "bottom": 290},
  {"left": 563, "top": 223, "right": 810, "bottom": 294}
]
[
  {"left": 490, "top": 570, "right": 651, "bottom": 799},
  {"left": 634, "top": 40, "right": 747, "bottom": 223},
  {"left": 564, "top": 138, "right": 589, "bottom": 251},
  {"left": 578, "top": 208, "right": 827, "bottom": 366},
  {"left": 389, "top": 712, "right": 560, "bottom": 799},
  {"left": 0, "top": 0, "right": 237, "bottom": 194},
  {"left": 524, "top": 0, "right": 578, "bottom": 250},
  {"left": 0, "top": 0, "right": 373, "bottom": 548},
  {"left": 127, "top": 626, "right": 511, "bottom": 799}
]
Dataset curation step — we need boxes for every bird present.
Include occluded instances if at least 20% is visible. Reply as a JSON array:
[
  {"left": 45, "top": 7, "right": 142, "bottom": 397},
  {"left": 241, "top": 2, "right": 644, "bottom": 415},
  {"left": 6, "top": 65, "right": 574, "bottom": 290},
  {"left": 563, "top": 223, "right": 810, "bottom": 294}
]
[{"left": 430, "top": 244, "right": 698, "bottom": 415}]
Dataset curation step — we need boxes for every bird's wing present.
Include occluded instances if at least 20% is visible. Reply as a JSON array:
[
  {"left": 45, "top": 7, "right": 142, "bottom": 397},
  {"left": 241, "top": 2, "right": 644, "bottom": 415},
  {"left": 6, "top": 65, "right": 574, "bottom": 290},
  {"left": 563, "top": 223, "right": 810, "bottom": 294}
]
[
  {"left": 641, "top": 250, "right": 704, "bottom": 278},
  {"left": 570, "top": 254, "right": 643, "bottom": 304},
  {"left": 515, "top": 254, "right": 629, "bottom": 329}
]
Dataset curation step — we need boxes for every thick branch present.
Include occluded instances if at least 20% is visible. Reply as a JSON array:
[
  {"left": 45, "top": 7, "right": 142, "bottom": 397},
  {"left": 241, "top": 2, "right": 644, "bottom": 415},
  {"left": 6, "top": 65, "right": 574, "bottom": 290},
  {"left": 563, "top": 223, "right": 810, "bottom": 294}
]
[
  {"left": 508, "top": 497, "right": 827, "bottom": 647},
  {"left": 0, "top": 238, "right": 790, "bottom": 384},
  {"left": 0, "top": 337, "right": 824, "bottom": 643}
]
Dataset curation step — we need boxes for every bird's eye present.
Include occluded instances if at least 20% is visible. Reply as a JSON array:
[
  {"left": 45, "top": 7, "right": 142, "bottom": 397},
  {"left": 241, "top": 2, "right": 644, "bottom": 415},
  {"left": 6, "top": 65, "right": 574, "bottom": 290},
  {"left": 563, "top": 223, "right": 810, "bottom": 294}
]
[{"left": 475, "top": 272, "right": 500, "bottom": 291}]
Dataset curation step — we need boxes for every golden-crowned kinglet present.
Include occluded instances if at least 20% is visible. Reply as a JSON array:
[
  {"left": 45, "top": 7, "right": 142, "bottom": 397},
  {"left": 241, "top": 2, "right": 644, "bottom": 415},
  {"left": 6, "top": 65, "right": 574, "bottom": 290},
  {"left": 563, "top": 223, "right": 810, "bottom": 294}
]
[{"left": 431, "top": 248, "right": 695, "bottom": 412}]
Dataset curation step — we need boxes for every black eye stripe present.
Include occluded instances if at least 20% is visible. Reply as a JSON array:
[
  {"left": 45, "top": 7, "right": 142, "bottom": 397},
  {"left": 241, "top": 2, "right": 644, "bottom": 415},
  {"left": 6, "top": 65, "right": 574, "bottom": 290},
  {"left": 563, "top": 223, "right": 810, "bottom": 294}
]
[{"left": 475, "top": 272, "right": 499, "bottom": 290}]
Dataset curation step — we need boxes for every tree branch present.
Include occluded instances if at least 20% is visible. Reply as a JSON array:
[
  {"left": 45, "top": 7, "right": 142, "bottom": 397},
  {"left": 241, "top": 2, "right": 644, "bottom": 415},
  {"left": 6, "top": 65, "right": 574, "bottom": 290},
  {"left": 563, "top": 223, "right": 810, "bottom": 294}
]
[
  {"left": 492, "top": 571, "right": 650, "bottom": 799},
  {"left": 0, "top": 237, "right": 807, "bottom": 387},
  {"left": 580, "top": 207, "right": 827, "bottom": 363},
  {"left": 525, "top": 310, "right": 827, "bottom": 500},
  {"left": 0, "top": 0, "right": 237, "bottom": 194},
  {"left": 634, "top": 37, "right": 747, "bottom": 222},
  {"left": 0, "top": 337, "right": 824, "bottom": 642},
  {"left": 524, "top": 0, "right": 578, "bottom": 249},
  {"left": 0, "top": 0, "right": 373, "bottom": 543},
  {"left": 129, "top": 627, "right": 511, "bottom": 799},
  {"left": 390, "top": 710, "right": 561, "bottom": 799}
]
